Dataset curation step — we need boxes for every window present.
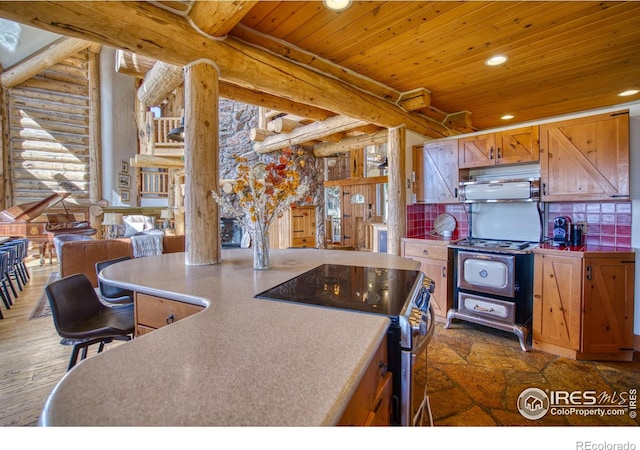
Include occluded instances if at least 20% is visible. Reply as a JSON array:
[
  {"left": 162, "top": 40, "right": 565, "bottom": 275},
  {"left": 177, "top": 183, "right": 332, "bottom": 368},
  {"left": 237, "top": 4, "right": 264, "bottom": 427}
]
[{"left": 364, "top": 143, "right": 388, "bottom": 177}]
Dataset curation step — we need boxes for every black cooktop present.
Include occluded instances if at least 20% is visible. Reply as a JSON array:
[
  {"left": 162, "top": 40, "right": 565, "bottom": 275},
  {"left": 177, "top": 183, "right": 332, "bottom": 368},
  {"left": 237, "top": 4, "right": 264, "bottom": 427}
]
[{"left": 255, "top": 264, "right": 422, "bottom": 317}]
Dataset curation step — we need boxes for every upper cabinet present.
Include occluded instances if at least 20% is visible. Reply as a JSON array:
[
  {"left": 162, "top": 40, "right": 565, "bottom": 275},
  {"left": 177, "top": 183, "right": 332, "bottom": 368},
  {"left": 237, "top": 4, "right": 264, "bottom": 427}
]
[
  {"left": 458, "top": 126, "right": 540, "bottom": 168},
  {"left": 539, "top": 111, "right": 629, "bottom": 202},
  {"left": 412, "top": 139, "right": 460, "bottom": 203}
]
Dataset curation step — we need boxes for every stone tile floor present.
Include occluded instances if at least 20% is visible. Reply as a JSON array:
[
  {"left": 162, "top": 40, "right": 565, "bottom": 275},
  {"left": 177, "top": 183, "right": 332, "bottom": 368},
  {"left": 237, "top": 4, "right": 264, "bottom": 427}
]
[{"left": 412, "top": 321, "right": 640, "bottom": 426}]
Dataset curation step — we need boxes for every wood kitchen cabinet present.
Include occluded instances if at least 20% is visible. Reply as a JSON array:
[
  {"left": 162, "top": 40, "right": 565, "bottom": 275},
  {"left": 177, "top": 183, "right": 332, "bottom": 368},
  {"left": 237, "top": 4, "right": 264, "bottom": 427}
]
[
  {"left": 269, "top": 206, "right": 316, "bottom": 249},
  {"left": 532, "top": 249, "right": 635, "bottom": 361},
  {"left": 135, "top": 292, "right": 204, "bottom": 336},
  {"left": 458, "top": 126, "right": 540, "bottom": 168},
  {"left": 338, "top": 334, "right": 391, "bottom": 426},
  {"left": 401, "top": 238, "right": 453, "bottom": 321},
  {"left": 412, "top": 140, "right": 460, "bottom": 203},
  {"left": 539, "top": 111, "right": 629, "bottom": 201}
]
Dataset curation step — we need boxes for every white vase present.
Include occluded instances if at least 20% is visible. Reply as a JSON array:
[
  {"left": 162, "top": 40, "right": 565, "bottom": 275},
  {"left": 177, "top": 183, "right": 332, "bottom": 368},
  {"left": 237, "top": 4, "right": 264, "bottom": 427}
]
[{"left": 252, "top": 229, "right": 270, "bottom": 270}]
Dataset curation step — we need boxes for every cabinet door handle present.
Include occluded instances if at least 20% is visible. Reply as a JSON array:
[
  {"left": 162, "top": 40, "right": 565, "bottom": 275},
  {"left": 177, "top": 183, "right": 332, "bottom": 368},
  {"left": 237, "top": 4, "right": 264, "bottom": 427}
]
[
  {"left": 586, "top": 266, "right": 592, "bottom": 281},
  {"left": 442, "top": 266, "right": 446, "bottom": 278},
  {"left": 422, "top": 249, "right": 429, "bottom": 255},
  {"left": 497, "top": 147, "right": 502, "bottom": 159},
  {"left": 542, "top": 183, "right": 547, "bottom": 196},
  {"left": 166, "top": 314, "right": 175, "bottom": 324},
  {"left": 489, "top": 147, "right": 494, "bottom": 159}
]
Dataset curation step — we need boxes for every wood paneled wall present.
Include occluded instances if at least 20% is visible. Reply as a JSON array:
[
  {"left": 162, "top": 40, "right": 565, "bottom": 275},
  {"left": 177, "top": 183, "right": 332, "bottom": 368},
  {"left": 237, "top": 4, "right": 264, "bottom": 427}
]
[{"left": 7, "top": 49, "right": 91, "bottom": 208}]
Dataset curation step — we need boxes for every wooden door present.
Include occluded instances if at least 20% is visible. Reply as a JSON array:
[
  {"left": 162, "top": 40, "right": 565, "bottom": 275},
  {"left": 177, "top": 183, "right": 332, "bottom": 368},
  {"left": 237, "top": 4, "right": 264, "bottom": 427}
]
[
  {"left": 290, "top": 206, "right": 316, "bottom": 248},
  {"left": 412, "top": 145, "right": 425, "bottom": 203},
  {"left": 539, "top": 111, "right": 629, "bottom": 201},
  {"left": 458, "top": 133, "right": 495, "bottom": 168},
  {"left": 423, "top": 139, "right": 459, "bottom": 203},
  {"left": 532, "top": 253, "right": 583, "bottom": 350},
  {"left": 496, "top": 126, "right": 540, "bottom": 165},
  {"left": 582, "top": 257, "right": 635, "bottom": 355}
]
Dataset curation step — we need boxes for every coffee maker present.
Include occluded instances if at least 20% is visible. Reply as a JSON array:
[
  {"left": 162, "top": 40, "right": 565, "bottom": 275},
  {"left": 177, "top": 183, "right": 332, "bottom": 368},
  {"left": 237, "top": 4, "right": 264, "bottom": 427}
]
[{"left": 552, "top": 216, "right": 571, "bottom": 246}]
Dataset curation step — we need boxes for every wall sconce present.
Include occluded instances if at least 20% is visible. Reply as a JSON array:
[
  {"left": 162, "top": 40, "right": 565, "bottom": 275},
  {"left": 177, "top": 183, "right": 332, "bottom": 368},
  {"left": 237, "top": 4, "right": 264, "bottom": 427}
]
[{"left": 102, "top": 213, "right": 123, "bottom": 239}]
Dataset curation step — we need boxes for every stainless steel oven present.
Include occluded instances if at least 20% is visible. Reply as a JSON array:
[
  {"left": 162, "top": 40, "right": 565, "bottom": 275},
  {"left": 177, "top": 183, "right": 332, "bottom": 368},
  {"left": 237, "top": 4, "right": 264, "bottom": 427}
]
[
  {"left": 255, "top": 264, "right": 435, "bottom": 426},
  {"left": 445, "top": 177, "right": 541, "bottom": 351}
]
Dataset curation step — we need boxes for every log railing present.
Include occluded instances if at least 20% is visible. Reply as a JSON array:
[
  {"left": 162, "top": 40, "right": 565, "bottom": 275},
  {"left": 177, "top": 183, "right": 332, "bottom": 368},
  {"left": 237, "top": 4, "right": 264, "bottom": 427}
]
[
  {"left": 143, "top": 113, "right": 184, "bottom": 157},
  {"left": 140, "top": 170, "right": 169, "bottom": 198}
]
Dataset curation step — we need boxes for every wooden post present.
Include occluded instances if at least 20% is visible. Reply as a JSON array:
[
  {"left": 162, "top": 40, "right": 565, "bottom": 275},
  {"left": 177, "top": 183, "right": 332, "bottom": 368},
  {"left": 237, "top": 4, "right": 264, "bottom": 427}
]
[
  {"left": 387, "top": 125, "right": 406, "bottom": 256},
  {"left": 184, "top": 61, "right": 220, "bottom": 265},
  {"left": 1, "top": 87, "right": 10, "bottom": 210},
  {"left": 88, "top": 46, "right": 103, "bottom": 236}
]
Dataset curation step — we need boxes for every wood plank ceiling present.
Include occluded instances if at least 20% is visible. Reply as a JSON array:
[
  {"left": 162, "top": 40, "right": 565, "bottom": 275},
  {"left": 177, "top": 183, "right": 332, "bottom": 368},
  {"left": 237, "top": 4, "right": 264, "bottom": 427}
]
[
  {"left": 232, "top": 1, "right": 640, "bottom": 131},
  {"left": 1, "top": 1, "right": 640, "bottom": 135}
]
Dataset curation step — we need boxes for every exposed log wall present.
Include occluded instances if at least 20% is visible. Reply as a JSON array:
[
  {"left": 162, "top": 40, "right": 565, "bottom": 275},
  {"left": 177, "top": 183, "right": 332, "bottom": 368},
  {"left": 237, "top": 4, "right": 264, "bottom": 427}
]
[{"left": 8, "top": 49, "right": 92, "bottom": 208}]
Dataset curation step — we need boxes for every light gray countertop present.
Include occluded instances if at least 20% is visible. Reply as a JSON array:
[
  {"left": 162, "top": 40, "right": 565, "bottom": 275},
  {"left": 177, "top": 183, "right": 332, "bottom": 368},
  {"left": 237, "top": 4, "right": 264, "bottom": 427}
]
[{"left": 40, "top": 248, "right": 419, "bottom": 426}]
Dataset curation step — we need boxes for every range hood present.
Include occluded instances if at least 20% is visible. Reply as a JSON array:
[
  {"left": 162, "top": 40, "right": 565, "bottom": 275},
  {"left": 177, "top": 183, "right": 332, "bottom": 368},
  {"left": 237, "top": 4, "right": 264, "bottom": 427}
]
[{"left": 459, "top": 178, "right": 540, "bottom": 203}]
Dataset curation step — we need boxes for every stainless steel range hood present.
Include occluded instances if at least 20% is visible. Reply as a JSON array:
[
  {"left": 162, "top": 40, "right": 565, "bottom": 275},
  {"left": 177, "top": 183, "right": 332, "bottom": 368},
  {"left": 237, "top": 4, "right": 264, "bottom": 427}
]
[{"left": 459, "top": 178, "right": 540, "bottom": 203}]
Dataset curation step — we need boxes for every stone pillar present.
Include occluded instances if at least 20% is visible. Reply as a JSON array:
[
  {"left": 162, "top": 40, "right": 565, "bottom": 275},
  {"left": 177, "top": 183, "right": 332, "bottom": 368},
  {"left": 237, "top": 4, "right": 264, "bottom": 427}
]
[
  {"left": 387, "top": 125, "right": 406, "bottom": 256},
  {"left": 184, "top": 60, "right": 220, "bottom": 265}
]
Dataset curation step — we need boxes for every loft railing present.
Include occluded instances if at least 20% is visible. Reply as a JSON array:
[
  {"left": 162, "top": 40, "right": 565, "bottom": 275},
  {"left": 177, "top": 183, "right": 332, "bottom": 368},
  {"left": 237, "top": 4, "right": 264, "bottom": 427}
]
[
  {"left": 140, "top": 170, "right": 169, "bottom": 198},
  {"left": 143, "top": 113, "right": 184, "bottom": 157}
]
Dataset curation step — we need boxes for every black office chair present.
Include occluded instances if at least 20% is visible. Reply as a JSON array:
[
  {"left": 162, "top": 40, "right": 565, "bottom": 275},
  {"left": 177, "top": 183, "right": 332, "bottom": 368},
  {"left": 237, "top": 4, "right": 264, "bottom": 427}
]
[
  {"left": 95, "top": 256, "right": 134, "bottom": 305},
  {"left": 45, "top": 273, "right": 134, "bottom": 371}
]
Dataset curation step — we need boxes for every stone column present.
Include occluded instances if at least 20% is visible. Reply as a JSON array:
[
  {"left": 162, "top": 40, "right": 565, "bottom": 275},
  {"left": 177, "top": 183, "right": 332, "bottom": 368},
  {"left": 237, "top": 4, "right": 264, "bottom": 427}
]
[{"left": 184, "top": 60, "right": 220, "bottom": 265}]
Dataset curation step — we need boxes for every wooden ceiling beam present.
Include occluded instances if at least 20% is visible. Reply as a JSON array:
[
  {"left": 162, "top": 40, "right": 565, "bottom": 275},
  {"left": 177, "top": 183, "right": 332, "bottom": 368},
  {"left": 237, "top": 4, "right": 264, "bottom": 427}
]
[
  {"left": 188, "top": 0, "right": 258, "bottom": 37},
  {"left": 115, "top": 50, "right": 156, "bottom": 78},
  {"left": 138, "top": 62, "right": 183, "bottom": 107},
  {"left": 314, "top": 129, "right": 389, "bottom": 157},
  {"left": 253, "top": 115, "right": 369, "bottom": 154},
  {"left": 0, "top": 1, "right": 451, "bottom": 139},
  {"left": 127, "top": 51, "right": 336, "bottom": 120},
  {"left": 130, "top": 154, "right": 184, "bottom": 169},
  {"left": 1, "top": 36, "right": 93, "bottom": 88}
]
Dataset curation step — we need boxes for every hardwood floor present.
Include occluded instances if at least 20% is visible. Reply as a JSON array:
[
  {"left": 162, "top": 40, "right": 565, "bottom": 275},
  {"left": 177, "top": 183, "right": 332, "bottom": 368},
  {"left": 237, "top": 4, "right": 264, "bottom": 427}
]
[{"left": 0, "top": 256, "right": 97, "bottom": 426}]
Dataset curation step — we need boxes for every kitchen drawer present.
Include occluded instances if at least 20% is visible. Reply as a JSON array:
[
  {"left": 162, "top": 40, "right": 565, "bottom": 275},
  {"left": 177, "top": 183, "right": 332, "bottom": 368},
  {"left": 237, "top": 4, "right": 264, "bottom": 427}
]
[
  {"left": 292, "top": 237, "right": 315, "bottom": 248},
  {"left": 403, "top": 241, "right": 448, "bottom": 260},
  {"left": 338, "top": 335, "right": 389, "bottom": 425},
  {"left": 135, "top": 293, "right": 204, "bottom": 331}
]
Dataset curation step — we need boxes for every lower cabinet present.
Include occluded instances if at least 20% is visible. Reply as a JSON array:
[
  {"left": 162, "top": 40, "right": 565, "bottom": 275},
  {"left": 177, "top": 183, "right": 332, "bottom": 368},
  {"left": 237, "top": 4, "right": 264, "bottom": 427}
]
[
  {"left": 338, "top": 335, "right": 391, "bottom": 426},
  {"left": 533, "top": 250, "right": 635, "bottom": 361},
  {"left": 134, "top": 292, "right": 204, "bottom": 336},
  {"left": 401, "top": 238, "right": 452, "bottom": 321}
]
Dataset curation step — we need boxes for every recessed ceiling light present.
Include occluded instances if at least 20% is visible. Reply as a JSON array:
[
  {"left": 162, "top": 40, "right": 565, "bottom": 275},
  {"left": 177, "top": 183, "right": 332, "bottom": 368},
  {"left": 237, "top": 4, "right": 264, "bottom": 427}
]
[
  {"left": 485, "top": 55, "right": 508, "bottom": 66},
  {"left": 323, "top": 0, "right": 352, "bottom": 11},
  {"left": 618, "top": 89, "right": 639, "bottom": 97},
  {"left": 501, "top": 114, "right": 514, "bottom": 120}
]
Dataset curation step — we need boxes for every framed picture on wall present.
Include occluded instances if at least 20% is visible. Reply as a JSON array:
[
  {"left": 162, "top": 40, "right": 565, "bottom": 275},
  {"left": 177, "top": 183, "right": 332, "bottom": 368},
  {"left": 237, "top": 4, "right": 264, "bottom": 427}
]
[
  {"left": 121, "top": 161, "right": 129, "bottom": 174},
  {"left": 120, "top": 189, "right": 130, "bottom": 203},
  {"left": 118, "top": 174, "right": 131, "bottom": 188}
]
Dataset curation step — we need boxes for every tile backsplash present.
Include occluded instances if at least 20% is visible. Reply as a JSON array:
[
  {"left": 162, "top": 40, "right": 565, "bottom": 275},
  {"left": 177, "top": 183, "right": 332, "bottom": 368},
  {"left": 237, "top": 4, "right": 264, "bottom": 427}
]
[
  {"left": 546, "top": 201, "right": 632, "bottom": 248},
  {"left": 406, "top": 203, "right": 469, "bottom": 239},
  {"left": 407, "top": 201, "right": 633, "bottom": 248}
]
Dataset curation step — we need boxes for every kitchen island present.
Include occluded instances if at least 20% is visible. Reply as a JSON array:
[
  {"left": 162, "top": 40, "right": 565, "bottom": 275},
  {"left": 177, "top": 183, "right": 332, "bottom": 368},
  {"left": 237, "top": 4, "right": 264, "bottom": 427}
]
[{"left": 40, "top": 248, "right": 420, "bottom": 426}]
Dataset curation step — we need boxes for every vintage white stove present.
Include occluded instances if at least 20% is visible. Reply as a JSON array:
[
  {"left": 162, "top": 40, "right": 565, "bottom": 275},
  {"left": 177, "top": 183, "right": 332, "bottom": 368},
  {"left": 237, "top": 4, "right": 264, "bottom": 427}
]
[{"left": 445, "top": 178, "right": 542, "bottom": 351}]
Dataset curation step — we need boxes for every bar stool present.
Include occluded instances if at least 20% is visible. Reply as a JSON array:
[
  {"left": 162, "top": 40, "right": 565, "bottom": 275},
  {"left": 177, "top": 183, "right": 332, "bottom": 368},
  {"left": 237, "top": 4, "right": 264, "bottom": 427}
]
[
  {"left": 13, "top": 238, "right": 30, "bottom": 283},
  {"left": 0, "top": 251, "right": 12, "bottom": 318},
  {"left": 0, "top": 245, "right": 21, "bottom": 298},
  {"left": 45, "top": 273, "right": 135, "bottom": 370}
]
